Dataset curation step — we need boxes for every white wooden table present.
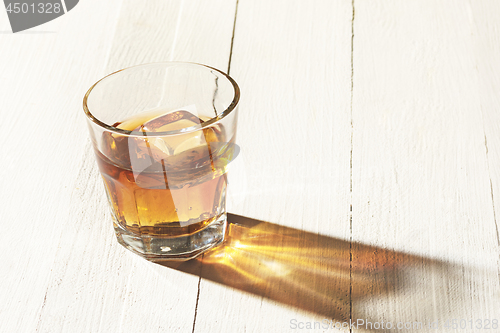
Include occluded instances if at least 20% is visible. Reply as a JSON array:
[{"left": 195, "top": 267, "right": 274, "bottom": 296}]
[{"left": 1, "top": 1, "right": 499, "bottom": 332}]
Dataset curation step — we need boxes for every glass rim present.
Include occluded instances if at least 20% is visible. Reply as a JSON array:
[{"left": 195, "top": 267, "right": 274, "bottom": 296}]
[{"left": 83, "top": 61, "right": 240, "bottom": 137}]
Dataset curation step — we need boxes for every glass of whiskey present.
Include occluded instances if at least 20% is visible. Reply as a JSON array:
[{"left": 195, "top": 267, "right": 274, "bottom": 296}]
[{"left": 83, "top": 62, "right": 240, "bottom": 261}]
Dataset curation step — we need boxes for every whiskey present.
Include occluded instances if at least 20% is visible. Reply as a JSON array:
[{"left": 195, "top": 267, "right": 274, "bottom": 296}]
[{"left": 95, "top": 109, "right": 233, "bottom": 238}]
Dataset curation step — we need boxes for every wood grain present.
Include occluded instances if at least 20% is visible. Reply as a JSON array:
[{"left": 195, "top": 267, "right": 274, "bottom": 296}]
[
  {"left": 194, "top": 0, "right": 353, "bottom": 332},
  {"left": 351, "top": 0, "right": 500, "bottom": 329},
  {"left": 0, "top": 1, "right": 124, "bottom": 332},
  {"left": 106, "top": 0, "right": 236, "bottom": 73},
  {"left": 0, "top": 1, "right": 237, "bottom": 332},
  {"left": 471, "top": 0, "right": 500, "bottom": 265},
  {"left": 52, "top": 1, "right": 237, "bottom": 332},
  {"left": 1, "top": 0, "right": 499, "bottom": 332}
]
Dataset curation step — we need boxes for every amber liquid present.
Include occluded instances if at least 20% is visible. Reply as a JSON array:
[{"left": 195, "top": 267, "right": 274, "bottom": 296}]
[{"left": 96, "top": 110, "right": 231, "bottom": 237}]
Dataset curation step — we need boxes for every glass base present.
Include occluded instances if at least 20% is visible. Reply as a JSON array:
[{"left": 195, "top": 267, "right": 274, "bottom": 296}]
[{"left": 113, "top": 213, "right": 227, "bottom": 261}]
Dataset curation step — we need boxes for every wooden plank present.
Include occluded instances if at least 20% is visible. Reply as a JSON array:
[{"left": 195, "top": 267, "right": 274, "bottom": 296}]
[
  {"left": 106, "top": 0, "right": 236, "bottom": 73},
  {"left": 351, "top": 0, "right": 500, "bottom": 329},
  {"left": 40, "top": 1, "right": 237, "bottom": 333},
  {"left": 0, "top": 1, "right": 124, "bottom": 332},
  {"left": 0, "top": 1, "right": 237, "bottom": 332},
  {"left": 193, "top": 0, "right": 353, "bottom": 331},
  {"left": 3, "top": 0, "right": 498, "bottom": 331},
  {"left": 470, "top": 0, "right": 500, "bottom": 268}
]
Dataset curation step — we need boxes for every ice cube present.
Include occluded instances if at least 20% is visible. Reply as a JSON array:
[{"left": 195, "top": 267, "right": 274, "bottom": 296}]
[
  {"left": 102, "top": 109, "right": 224, "bottom": 184},
  {"left": 137, "top": 110, "right": 203, "bottom": 132},
  {"left": 134, "top": 110, "right": 206, "bottom": 157},
  {"left": 134, "top": 111, "right": 225, "bottom": 165}
]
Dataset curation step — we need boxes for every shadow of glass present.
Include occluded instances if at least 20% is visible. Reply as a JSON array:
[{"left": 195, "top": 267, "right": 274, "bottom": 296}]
[{"left": 156, "top": 214, "right": 453, "bottom": 322}]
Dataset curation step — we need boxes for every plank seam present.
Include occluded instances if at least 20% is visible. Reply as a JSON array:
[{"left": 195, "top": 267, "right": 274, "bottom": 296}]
[
  {"left": 484, "top": 134, "right": 500, "bottom": 285},
  {"left": 191, "top": 255, "right": 204, "bottom": 333},
  {"left": 227, "top": 0, "right": 240, "bottom": 74},
  {"left": 484, "top": 135, "right": 500, "bottom": 245},
  {"left": 193, "top": 2, "right": 238, "bottom": 330},
  {"left": 349, "top": 0, "right": 355, "bottom": 331}
]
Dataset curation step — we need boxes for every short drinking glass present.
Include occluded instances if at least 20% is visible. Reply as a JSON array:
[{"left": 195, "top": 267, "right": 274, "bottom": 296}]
[{"left": 83, "top": 62, "right": 239, "bottom": 261}]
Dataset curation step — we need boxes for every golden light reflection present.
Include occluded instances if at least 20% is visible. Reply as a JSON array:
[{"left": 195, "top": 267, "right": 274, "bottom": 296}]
[{"left": 158, "top": 214, "right": 436, "bottom": 321}]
